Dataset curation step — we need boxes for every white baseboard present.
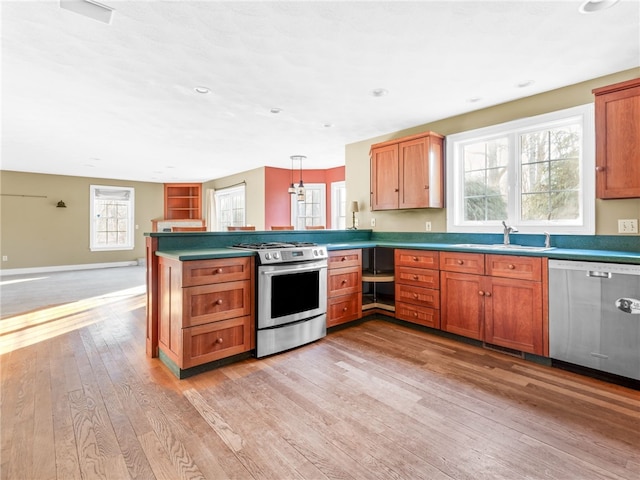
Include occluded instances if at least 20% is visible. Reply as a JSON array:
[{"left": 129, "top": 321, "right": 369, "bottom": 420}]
[{"left": 0, "top": 261, "right": 140, "bottom": 277}]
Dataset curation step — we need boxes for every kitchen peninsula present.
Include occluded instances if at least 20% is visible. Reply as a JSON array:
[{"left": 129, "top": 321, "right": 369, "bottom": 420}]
[{"left": 145, "top": 229, "right": 640, "bottom": 382}]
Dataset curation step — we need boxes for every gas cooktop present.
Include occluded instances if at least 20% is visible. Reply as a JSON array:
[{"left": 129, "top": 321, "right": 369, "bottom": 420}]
[{"left": 233, "top": 241, "right": 317, "bottom": 250}]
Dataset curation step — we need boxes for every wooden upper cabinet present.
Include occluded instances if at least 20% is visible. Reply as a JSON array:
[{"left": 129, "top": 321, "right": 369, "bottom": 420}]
[
  {"left": 593, "top": 78, "right": 640, "bottom": 199},
  {"left": 370, "top": 143, "right": 399, "bottom": 210},
  {"left": 164, "top": 183, "right": 202, "bottom": 220},
  {"left": 370, "top": 132, "right": 444, "bottom": 210}
]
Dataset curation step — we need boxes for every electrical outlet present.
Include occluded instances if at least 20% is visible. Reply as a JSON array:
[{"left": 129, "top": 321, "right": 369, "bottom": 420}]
[
  {"left": 370, "top": 218, "right": 376, "bottom": 227},
  {"left": 354, "top": 218, "right": 359, "bottom": 228},
  {"left": 2, "top": 256, "right": 7, "bottom": 262},
  {"left": 618, "top": 219, "right": 639, "bottom": 234},
  {"left": 425, "top": 221, "right": 432, "bottom": 232}
]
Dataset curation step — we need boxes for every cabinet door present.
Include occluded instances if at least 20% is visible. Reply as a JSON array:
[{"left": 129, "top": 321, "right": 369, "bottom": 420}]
[
  {"left": 328, "top": 267, "right": 361, "bottom": 296},
  {"left": 594, "top": 79, "right": 640, "bottom": 199},
  {"left": 327, "top": 293, "right": 362, "bottom": 327},
  {"left": 183, "top": 280, "right": 251, "bottom": 327},
  {"left": 371, "top": 144, "right": 399, "bottom": 210},
  {"left": 398, "top": 135, "right": 444, "bottom": 209},
  {"left": 328, "top": 249, "right": 362, "bottom": 269},
  {"left": 396, "top": 303, "right": 440, "bottom": 329},
  {"left": 440, "top": 271, "right": 484, "bottom": 340},
  {"left": 484, "top": 277, "right": 543, "bottom": 355},
  {"left": 181, "top": 316, "right": 252, "bottom": 369}
]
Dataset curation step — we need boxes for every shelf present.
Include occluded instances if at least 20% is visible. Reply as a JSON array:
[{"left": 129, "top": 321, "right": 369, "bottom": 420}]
[
  {"left": 362, "top": 270, "right": 394, "bottom": 282},
  {"left": 362, "top": 293, "right": 395, "bottom": 312}
]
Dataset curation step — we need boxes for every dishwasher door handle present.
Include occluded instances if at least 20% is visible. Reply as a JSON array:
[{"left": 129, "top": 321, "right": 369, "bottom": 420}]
[{"left": 587, "top": 270, "right": 612, "bottom": 279}]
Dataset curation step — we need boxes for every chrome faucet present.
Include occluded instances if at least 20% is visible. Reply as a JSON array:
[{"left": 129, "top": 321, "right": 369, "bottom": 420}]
[
  {"left": 502, "top": 221, "right": 518, "bottom": 245},
  {"left": 544, "top": 232, "right": 551, "bottom": 248}
]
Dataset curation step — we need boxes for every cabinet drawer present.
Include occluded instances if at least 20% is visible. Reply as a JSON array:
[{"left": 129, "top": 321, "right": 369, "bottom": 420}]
[
  {"left": 439, "top": 251, "right": 484, "bottom": 274},
  {"left": 485, "top": 255, "right": 542, "bottom": 281},
  {"left": 182, "top": 257, "right": 252, "bottom": 287},
  {"left": 328, "top": 249, "right": 362, "bottom": 269},
  {"left": 395, "top": 249, "right": 439, "bottom": 269},
  {"left": 328, "top": 267, "right": 362, "bottom": 296},
  {"left": 183, "top": 280, "right": 251, "bottom": 327},
  {"left": 396, "top": 266, "right": 439, "bottom": 289},
  {"left": 327, "top": 293, "right": 362, "bottom": 327},
  {"left": 395, "top": 284, "right": 440, "bottom": 309},
  {"left": 181, "top": 316, "right": 252, "bottom": 369},
  {"left": 396, "top": 302, "right": 440, "bottom": 329}
]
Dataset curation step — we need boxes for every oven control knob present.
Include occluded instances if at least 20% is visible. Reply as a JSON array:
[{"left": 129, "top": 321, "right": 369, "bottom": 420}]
[
  {"left": 273, "top": 252, "right": 280, "bottom": 259},
  {"left": 313, "top": 249, "right": 318, "bottom": 256},
  {"left": 264, "top": 252, "right": 271, "bottom": 260}
]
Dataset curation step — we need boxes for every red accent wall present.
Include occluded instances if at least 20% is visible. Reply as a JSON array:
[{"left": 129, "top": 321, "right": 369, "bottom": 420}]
[{"left": 264, "top": 166, "right": 345, "bottom": 230}]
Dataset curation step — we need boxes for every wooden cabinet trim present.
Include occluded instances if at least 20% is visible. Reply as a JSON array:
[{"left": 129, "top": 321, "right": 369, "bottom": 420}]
[
  {"left": 395, "top": 249, "right": 439, "bottom": 269},
  {"left": 182, "top": 257, "right": 251, "bottom": 287},
  {"left": 485, "top": 254, "right": 542, "bottom": 282},
  {"left": 328, "top": 249, "right": 362, "bottom": 269},
  {"left": 439, "top": 251, "right": 485, "bottom": 274},
  {"left": 181, "top": 316, "right": 252, "bottom": 369},
  {"left": 182, "top": 280, "right": 251, "bottom": 328}
]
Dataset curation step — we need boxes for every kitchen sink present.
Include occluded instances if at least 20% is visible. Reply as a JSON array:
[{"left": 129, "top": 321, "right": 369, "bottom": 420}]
[{"left": 451, "top": 243, "right": 555, "bottom": 252}]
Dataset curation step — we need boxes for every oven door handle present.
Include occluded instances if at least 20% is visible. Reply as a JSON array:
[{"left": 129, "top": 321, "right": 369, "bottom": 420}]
[{"left": 260, "top": 263, "right": 327, "bottom": 276}]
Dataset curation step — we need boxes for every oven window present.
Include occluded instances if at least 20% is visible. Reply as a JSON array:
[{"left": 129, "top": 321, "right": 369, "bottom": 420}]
[{"left": 271, "top": 270, "right": 320, "bottom": 318}]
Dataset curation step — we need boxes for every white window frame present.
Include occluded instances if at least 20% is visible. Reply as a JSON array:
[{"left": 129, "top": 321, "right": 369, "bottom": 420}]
[
  {"left": 291, "top": 183, "right": 326, "bottom": 229},
  {"left": 446, "top": 104, "right": 595, "bottom": 234},
  {"left": 90, "top": 185, "right": 135, "bottom": 251},
  {"left": 331, "top": 181, "right": 346, "bottom": 230},
  {"left": 215, "top": 184, "right": 246, "bottom": 231}
]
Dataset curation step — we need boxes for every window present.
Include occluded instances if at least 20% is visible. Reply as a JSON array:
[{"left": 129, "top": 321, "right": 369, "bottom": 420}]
[
  {"left": 90, "top": 185, "right": 134, "bottom": 251},
  {"left": 447, "top": 104, "right": 594, "bottom": 234},
  {"left": 331, "top": 181, "right": 347, "bottom": 230},
  {"left": 215, "top": 185, "right": 245, "bottom": 230},
  {"left": 291, "top": 183, "right": 326, "bottom": 229}
]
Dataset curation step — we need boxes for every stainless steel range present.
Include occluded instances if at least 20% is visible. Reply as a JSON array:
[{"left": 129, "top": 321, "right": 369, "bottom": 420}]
[{"left": 233, "top": 242, "right": 328, "bottom": 357}]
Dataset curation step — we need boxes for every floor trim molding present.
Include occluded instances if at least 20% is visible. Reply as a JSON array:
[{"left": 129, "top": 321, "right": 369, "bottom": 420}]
[{"left": 0, "top": 260, "right": 139, "bottom": 277}]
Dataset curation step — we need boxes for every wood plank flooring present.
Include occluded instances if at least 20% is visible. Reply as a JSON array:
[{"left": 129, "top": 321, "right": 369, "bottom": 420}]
[{"left": 1, "top": 269, "right": 639, "bottom": 479}]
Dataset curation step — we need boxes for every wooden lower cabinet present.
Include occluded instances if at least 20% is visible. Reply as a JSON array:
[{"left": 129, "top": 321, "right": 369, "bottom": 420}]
[
  {"left": 158, "top": 255, "right": 255, "bottom": 370},
  {"left": 327, "top": 250, "right": 362, "bottom": 327},
  {"left": 394, "top": 249, "right": 440, "bottom": 329},
  {"left": 439, "top": 252, "right": 546, "bottom": 355}
]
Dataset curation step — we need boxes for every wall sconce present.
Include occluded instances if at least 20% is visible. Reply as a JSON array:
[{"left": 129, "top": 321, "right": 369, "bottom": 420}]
[
  {"left": 349, "top": 201, "right": 359, "bottom": 229},
  {"left": 56, "top": 200, "right": 67, "bottom": 208}
]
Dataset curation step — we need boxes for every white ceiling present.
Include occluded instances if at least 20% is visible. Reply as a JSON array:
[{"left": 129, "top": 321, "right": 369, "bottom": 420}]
[{"left": 2, "top": 0, "right": 639, "bottom": 184}]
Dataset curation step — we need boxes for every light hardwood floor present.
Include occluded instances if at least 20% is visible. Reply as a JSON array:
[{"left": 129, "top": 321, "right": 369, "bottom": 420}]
[{"left": 1, "top": 267, "right": 639, "bottom": 479}]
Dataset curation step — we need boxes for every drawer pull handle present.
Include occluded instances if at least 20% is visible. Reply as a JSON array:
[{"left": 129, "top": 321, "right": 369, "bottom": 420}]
[
  {"left": 485, "top": 292, "right": 492, "bottom": 297},
  {"left": 341, "top": 279, "right": 348, "bottom": 284},
  {"left": 216, "top": 338, "right": 223, "bottom": 344},
  {"left": 213, "top": 268, "right": 223, "bottom": 274},
  {"left": 413, "top": 293, "right": 419, "bottom": 299},
  {"left": 457, "top": 260, "right": 464, "bottom": 265},
  {"left": 479, "top": 290, "right": 484, "bottom": 296},
  {"left": 215, "top": 299, "right": 223, "bottom": 305},
  {"left": 341, "top": 257, "right": 347, "bottom": 262},
  {"left": 413, "top": 257, "right": 419, "bottom": 261},
  {"left": 413, "top": 312, "right": 418, "bottom": 317},
  {"left": 413, "top": 275, "right": 419, "bottom": 280},
  {"left": 508, "top": 264, "right": 515, "bottom": 270},
  {"left": 342, "top": 306, "right": 348, "bottom": 312}
]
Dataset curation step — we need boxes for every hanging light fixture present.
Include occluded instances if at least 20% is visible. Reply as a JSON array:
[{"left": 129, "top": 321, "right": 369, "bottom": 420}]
[
  {"left": 289, "top": 155, "right": 306, "bottom": 201},
  {"left": 287, "top": 156, "right": 296, "bottom": 194}
]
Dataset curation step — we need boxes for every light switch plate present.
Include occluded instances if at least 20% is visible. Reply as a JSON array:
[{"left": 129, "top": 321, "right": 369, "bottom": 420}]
[{"left": 618, "top": 219, "right": 638, "bottom": 234}]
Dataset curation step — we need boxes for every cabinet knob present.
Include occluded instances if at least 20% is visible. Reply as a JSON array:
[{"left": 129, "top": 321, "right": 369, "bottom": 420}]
[
  {"left": 413, "top": 275, "right": 419, "bottom": 280},
  {"left": 508, "top": 264, "right": 515, "bottom": 270},
  {"left": 479, "top": 290, "right": 485, "bottom": 296},
  {"left": 215, "top": 268, "right": 223, "bottom": 274},
  {"left": 413, "top": 312, "right": 418, "bottom": 317},
  {"left": 457, "top": 260, "right": 464, "bottom": 265},
  {"left": 424, "top": 185, "right": 429, "bottom": 189},
  {"left": 216, "top": 338, "right": 223, "bottom": 344},
  {"left": 413, "top": 293, "right": 419, "bottom": 299},
  {"left": 413, "top": 256, "right": 419, "bottom": 261},
  {"left": 215, "top": 299, "right": 223, "bottom": 305},
  {"left": 485, "top": 292, "right": 492, "bottom": 297},
  {"left": 595, "top": 166, "right": 605, "bottom": 172},
  {"left": 341, "top": 279, "right": 348, "bottom": 284},
  {"left": 342, "top": 306, "right": 348, "bottom": 312},
  {"left": 341, "top": 257, "right": 347, "bottom": 262},
  {"left": 395, "top": 188, "right": 399, "bottom": 192}
]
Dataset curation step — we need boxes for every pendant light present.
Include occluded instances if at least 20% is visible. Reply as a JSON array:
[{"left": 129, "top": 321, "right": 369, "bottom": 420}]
[
  {"left": 289, "top": 155, "right": 306, "bottom": 201},
  {"left": 287, "top": 156, "right": 296, "bottom": 194}
]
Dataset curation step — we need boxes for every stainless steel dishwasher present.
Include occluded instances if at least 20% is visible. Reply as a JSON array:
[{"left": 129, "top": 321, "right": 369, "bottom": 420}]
[{"left": 548, "top": 259, "right": 640, "bottom": 381}]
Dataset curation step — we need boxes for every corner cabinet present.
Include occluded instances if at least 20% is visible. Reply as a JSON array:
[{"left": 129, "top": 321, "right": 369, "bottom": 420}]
[
  {"left": 158, "top": 256, "right": 255, "bottom": 370},
  {"left": 593, "top": 78, "right": 640, "bottom": 199},
  {"left": 370, "top": 131, "right": 444, "bottom": 210},
  {"left": 164, "top": 183, "right": 203, "bottom": 220}
]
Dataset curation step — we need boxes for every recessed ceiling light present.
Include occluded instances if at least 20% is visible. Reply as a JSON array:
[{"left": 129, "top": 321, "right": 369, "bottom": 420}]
[
  {"left": 270, "top": 107, "right": 282, "bottom": 114},
  {"left": 323, "top": 123, "right": 334, "bottom": 128},
  {"left": 194, "top": 86, "right": 210, "bottom": 94},
  {"left": 371, "top": 88, "right": 389, "bottom": 97},
  {"left": 579, "top": 0, "right": 620, "bottom": 13},
  {"left": 516, "top": 80, "right": 535, "bottom": 88},
  {"left": 467, "top": 97, "right": 482, "bottom": 103}
]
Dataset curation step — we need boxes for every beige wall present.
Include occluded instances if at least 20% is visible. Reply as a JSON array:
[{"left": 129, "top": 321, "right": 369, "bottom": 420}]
[
  {"left": 204, "top": 167, "right": 266, "bottom": 230},
  {"left": 346, "top": 68, "right": 640, "bottom": 234},
  {"left": 0, "top": 171, "right": 163, "bottom": 270}
]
